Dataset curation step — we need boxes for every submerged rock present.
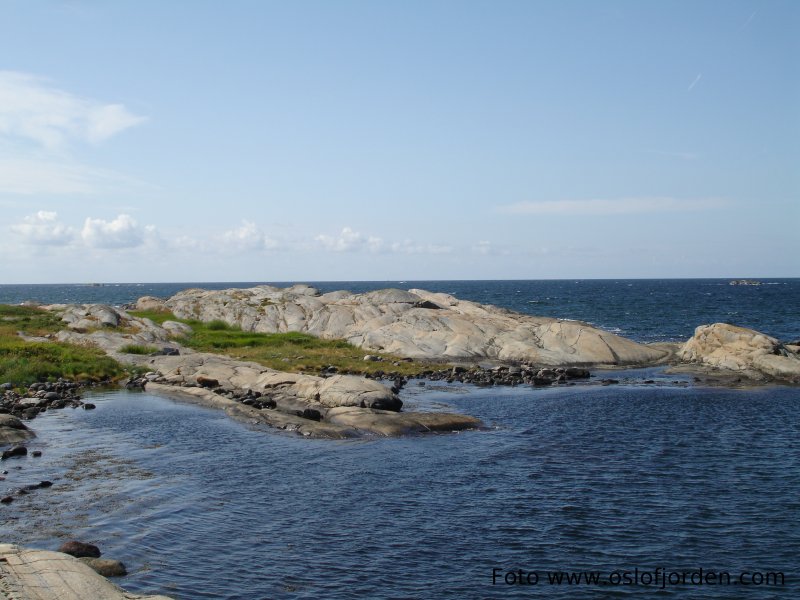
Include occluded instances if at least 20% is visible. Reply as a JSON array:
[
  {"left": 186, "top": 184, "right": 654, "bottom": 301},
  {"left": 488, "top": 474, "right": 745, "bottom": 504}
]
[{"left": 1, "top": 445, "right": 28, "bottom": 460}]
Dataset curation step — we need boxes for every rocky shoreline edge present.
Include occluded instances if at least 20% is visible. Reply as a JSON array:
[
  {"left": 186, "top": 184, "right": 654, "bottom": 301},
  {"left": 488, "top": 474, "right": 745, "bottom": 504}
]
[
  {"left": 3, "top": 285, "right": 799, "bottom": 444},
  {"left": 0, "top": 543, "right": 173, "bottom": 600}
]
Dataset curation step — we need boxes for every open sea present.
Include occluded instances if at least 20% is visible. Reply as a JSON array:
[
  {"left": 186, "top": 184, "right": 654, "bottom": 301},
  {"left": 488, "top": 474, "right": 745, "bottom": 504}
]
[{"left": 1, "top": 279, "right": 799, "bottom": 599}]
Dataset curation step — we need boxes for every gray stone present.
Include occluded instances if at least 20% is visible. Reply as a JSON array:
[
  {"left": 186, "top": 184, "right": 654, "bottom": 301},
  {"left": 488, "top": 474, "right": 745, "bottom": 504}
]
[{"left": 679, "top": 323, "right": 800, "bottom": 382}]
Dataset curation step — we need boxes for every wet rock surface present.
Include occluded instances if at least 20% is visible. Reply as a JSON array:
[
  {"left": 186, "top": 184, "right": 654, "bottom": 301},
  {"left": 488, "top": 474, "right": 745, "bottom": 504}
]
[
  {"left": 1, "top": 379, "right": 86, "bottom": 423},
  {"left": 142, "top": 352, "right": 482, "bottom": 438},
  {"left": 58, "top": 540, "right": 101, "bottom": 558},
  {"left": 0, "top": 543, "right": 173, "bottom": 599}
]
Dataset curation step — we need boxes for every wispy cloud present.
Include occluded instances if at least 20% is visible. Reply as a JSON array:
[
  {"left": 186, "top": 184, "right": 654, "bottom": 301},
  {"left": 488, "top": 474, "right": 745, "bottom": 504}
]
[
  {"left": 389, "top": 240, "right": 452, "bottom": 255},
  {"left": 499, "top": 197, "right": 728, "bottom": 216},
  {"left": 471, "top": 240, "right": 511, "bottom": 256},
  {"left": 0, "top": 157, "right": 146, "bottom": 195},
  {"left": 0, "top": 71, "right": 148, "bottom": 197},
  {"left": 315, "top": 227, "right": 452, "bottom": 255},
  {"left": 0, "top": 71, "right": 146, "bottom": 149},
  {"left": 687, "top": 73, "right": 702, "bottom": 92},
  {"left": 740, "top": 10, "right": 758, "bottom": 31}
]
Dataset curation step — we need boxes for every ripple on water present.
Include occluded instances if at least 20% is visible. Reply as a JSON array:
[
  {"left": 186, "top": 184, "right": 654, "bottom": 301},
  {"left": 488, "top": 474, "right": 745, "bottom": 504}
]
[{"left": 1, "top": 383, "right": 798, "bottom": 599}]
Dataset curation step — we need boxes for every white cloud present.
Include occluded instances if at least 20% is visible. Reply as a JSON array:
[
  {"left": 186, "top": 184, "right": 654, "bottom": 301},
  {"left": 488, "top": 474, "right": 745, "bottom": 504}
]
[
  {"left": 0, "top": 71, "right": 146, "bottom": 149},
  {"left": 10, "top": 211, "right": 75, "bottom": 245},
  {"left": 315, "top": 227, "right": 384, "bottom": 253},
  {"left": 81, "top": 214, "right": 150, "bottom": 248},
  {"left": 499, "top": 197, "right": 728, "bottom": 216},
  {"left": 219, "top": 220, "right": 280, "bottom": 252}
]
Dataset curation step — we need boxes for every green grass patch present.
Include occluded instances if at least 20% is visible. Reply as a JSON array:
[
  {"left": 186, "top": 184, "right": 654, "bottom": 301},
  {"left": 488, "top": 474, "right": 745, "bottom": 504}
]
[
  {"left": 0, "top": 337, "right": 125, "bottom": 385},
  {"left": 129, "top": 310, "right": 443, "bottom": 375},
  {"left": 0, "top": 304, "right": 128, "bottom": 386},
  {"left": 0, "top": 304, "right": 64, "bottom": 337},
  {"left": 119, "top": 344, "right": 160, "bottom": 355}
]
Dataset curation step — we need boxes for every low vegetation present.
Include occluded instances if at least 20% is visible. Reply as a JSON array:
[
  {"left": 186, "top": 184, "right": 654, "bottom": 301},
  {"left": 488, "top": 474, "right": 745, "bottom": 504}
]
[
  {"left": 130, "top": 309, "right": 442, "bottom": 375},
  {"left": 0, "top": 304, "right": 126, "bottom": 385},
  {"left": 119, "top": 344, "right": 160, "bottom": 355}
]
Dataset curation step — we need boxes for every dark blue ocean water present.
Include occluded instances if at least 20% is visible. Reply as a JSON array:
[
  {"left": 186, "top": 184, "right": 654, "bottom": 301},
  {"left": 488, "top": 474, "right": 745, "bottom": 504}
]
[
  {"left": 1, "top": 279, "right": 798, "bottom": 342},
  {"left": 1, "top": 280, "right": 799, "bottom": 599},
  {"left": 4, "top": 385, "right": 798, "bottom": 599}
]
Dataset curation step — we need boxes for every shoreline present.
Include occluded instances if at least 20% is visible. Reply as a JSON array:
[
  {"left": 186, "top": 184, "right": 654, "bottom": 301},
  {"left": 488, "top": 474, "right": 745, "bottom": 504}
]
[{"left": 3, "top": 284, "right": 799, "bottom": 444}]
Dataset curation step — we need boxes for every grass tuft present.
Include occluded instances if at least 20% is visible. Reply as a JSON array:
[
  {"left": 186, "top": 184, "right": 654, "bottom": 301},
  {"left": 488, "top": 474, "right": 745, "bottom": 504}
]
[{"left": 119, "top": 344, "right": 160, "bottom": 355}]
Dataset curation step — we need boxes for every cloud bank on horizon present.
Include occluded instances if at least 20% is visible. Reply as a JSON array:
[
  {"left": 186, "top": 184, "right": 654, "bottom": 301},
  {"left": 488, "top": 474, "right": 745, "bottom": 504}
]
[{"left": 0, "top": 1, "right": 797, "bottom": 282}]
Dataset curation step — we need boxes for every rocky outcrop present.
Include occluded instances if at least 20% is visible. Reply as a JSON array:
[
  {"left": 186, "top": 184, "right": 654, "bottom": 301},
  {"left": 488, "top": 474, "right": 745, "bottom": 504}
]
[
  {"left": 157, "top": 285, "right": 667, "bottom": 366},
  {"left": 0, "top": 543, "right": 173, "bottom": 600},
  {"left": 40, "top": 304, "right": 481, "bottom": 438},
  {"left": 50, "top": 304, "right": 178, "bottom": 357},
  {"left": 679, "top": 323, "right": 800, "bottom": 382},
  {"left": 144, "top": 352, "right": 480, "bottom": 437}
]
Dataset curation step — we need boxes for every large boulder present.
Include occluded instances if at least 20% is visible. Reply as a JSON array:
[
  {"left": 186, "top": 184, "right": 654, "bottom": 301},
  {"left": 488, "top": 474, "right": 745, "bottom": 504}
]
[
  {"left": 679, "top": 323, "right": 800, "bottom": 382},
  {"left": 156, "top": 285, "right": 667, "bottom": 366},
  {"left": 134, "top": 296, "right": 167, "bottom": 312}
]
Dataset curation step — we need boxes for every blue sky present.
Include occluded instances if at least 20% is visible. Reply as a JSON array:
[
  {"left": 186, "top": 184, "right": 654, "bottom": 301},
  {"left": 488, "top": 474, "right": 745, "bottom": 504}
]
[{"left": 1, "top": 0, "right": 797, "bottom": 282}]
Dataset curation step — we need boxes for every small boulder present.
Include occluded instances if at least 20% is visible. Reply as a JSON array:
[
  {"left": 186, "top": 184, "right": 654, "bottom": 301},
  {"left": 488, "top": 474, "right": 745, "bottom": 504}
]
[
  {"left": 196, "top": 376, "right": 219, "bottom": 388},
  {"left": 370, "top": 396, "right": 403, "bottom": 412},
  {"left": 1, "top": 446, "right": 27, "bottom": 460},
  {"left": 59, "top": 540, "right": 101, "bottom": 558}
]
